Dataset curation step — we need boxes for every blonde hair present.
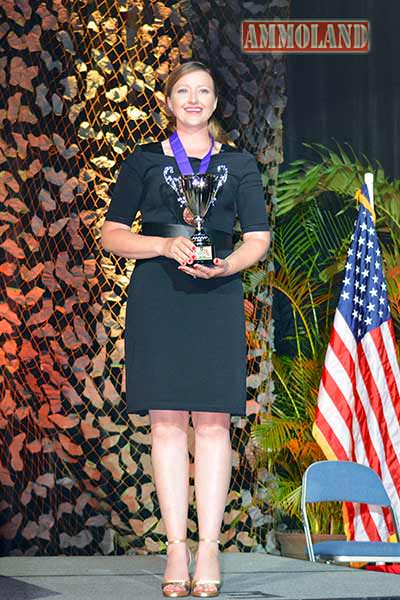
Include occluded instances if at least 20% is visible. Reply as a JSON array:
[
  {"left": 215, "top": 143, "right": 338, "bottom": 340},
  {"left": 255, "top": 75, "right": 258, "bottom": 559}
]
[{"left": 163, "top": 61, "right": 233, "bottom": 146}]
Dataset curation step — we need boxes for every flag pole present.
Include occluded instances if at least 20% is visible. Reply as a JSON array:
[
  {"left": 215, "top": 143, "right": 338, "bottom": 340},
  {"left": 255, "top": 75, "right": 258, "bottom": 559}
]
[{"left": 364, "top": 172, "right": 374, "bottom": 210}]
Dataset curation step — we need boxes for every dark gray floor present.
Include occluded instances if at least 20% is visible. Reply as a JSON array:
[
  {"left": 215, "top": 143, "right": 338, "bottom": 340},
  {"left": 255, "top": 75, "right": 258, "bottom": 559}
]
[{"left": 0, "top": 553, "right": 399, "bottom": 600}]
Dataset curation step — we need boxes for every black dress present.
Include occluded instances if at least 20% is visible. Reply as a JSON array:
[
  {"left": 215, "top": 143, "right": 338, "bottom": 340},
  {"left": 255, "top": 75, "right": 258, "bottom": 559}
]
[{"left": 104, "top": 141, "right": 269, "bottom": 416}]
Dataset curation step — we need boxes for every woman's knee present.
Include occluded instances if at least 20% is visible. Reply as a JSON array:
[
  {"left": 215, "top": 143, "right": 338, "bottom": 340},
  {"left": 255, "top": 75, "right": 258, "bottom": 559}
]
[
  {"left": 192, "top": 411, "right": 231, "bottom": 440},
  {"left": 150, "top": 410, "right": 189, "bottom": 442}
]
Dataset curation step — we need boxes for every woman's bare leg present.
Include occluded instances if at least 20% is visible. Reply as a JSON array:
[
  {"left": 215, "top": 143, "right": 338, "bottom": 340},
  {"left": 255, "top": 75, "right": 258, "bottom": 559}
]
[
  {"left": 191, "top": 411, "right": 232, "bottom": 593},
  {"left": 149, "top": 409, "right": 190, "bottom": 594}
]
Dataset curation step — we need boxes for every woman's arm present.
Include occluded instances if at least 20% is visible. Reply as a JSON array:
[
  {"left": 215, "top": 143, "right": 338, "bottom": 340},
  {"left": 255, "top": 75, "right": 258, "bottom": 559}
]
[
  {"left": 101, "top": 221, "right": 165, "bottom": 259},
  {"left": 101, "top": 221, "right": 195, "bottom": 263},
  {"left": 221, "top": 231, "right": 271, "bottom": 275}
]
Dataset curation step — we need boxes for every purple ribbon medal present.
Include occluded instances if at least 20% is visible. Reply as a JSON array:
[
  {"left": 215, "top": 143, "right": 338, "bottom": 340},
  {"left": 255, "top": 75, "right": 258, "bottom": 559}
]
[
  {"left": 163, "top": 131, "right": 228, "bottom": 209},
  {"left": 169, "top": 130, "right": 214, "bottom": 176}
]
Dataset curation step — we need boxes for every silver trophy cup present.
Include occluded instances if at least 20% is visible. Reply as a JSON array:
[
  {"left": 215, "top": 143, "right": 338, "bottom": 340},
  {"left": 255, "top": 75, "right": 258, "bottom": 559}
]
[{"left": 178, "top": 173, "right": 224, "bottom": 265}]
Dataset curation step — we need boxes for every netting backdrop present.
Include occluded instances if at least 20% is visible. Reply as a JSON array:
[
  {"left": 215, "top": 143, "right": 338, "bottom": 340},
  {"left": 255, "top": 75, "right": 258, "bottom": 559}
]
[{"left": 0, "top": 0, "right": 288, "bottom": 556}]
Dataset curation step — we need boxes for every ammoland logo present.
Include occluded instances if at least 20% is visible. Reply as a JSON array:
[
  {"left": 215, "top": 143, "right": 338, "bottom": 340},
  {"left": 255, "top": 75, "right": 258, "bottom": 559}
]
[{"left": 242, "top": 20, "right": 370, "bottom": 53}]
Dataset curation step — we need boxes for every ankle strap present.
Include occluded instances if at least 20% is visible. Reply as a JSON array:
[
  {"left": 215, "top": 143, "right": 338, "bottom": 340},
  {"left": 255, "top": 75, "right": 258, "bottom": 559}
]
[
  {"left": 166, "top": 538, "right": 187, "bottom": 546},
  {"left": 199, "top": 538, "right": 221, "bottom": 544}
]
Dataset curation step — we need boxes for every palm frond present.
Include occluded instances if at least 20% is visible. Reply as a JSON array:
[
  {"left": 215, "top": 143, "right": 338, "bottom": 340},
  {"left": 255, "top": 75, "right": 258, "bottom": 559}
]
[
  {"left": 251, "top": 415, "right": 305, "bottom": 454},
  {"left": 270, "top": 481, "right": 302, "bottom": 519}
]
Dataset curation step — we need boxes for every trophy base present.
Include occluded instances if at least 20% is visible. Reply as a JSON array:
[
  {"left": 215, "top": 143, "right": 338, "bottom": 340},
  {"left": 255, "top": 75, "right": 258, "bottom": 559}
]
[{"left": 191, "top": 230, "right": 215, "bottom": 266}]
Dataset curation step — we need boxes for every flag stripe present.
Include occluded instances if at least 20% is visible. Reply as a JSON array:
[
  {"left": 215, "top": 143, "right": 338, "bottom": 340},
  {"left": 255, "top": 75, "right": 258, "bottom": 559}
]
[
  {"left": 343, "top": 503, "right": 355, "bottom": 541},
  {"left": 330, "top": 320, "right": 383, "bottom": 477},
  {"left": 323, "top": 329, "right": 392, "bottom": 540},
  {"left": 357, "top": 341, "right": 400, "bottom": 515},
  {"left": 362, "top": 332, "right": 400, "bottom": 467},
  {"left": 315, "top": 335, "right": 390, "bottom": 541},
  {"left": 321, "top": 354, "right": 354, "bottom": 434},
  {"left": 313, "top": 401, "right": 349, "bottom": 459},
  {"left": 370, "top": 326, "right": 400, "bottom": 420},
  {"left": 355, "top": 504, "right": 385, "bottom": 541},
  {"left": 318, "top": 376, "right": 353, "bottom": 454},
  {"left": 378, "top": 322, "right": 400, "bottom": 408},
  {"left": 355, "top": 348, "right": 397, "bottom": 493}
]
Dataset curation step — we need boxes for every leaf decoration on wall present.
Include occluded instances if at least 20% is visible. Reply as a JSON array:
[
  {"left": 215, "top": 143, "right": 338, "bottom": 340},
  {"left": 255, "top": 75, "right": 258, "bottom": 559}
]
[{"left": 0, "top": 0, "right": 286, "bottom": 557}]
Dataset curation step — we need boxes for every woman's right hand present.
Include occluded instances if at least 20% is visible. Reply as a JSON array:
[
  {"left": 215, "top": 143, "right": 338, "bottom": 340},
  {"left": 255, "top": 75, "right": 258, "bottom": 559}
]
[{"left": 161, "top": 236, "right": 196, "bottom": 266}]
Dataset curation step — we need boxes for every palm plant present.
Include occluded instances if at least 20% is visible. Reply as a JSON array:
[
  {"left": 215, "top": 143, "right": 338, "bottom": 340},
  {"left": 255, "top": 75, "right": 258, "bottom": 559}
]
[
  {"left": 250, "top": 142, "right": 400, "bottom": 532},
  {"left": 276, "top": 142, "right": 400, "bottom": 332}
]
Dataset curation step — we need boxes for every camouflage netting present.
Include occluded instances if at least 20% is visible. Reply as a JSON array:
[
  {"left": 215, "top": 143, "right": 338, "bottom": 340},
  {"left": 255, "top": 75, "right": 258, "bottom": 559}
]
[{"left": 0, "top": 0, "right": 288, "bottom": 556}]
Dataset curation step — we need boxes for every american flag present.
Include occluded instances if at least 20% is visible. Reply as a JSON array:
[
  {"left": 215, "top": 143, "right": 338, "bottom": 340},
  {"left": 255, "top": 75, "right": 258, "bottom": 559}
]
[{"left": 313, "top": 184, "right": 400, "bottom": 542}]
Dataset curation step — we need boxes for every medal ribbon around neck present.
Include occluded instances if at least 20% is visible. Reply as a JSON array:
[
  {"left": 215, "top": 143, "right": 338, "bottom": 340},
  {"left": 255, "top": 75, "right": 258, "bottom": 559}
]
[{"left": 169, "top": 130, "right": 214, "bottom": 175}]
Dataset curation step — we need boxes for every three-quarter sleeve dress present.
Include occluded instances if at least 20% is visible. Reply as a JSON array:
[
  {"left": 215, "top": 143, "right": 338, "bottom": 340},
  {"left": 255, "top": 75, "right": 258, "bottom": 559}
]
[{"left": 104, "top": 141, "right": 269, "bottom": 416}]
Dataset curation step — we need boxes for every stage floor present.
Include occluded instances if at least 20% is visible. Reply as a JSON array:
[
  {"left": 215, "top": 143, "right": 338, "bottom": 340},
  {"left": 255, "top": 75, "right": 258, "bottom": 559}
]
[{"left": 0, "top": 553, "right": 399, "bottom": 600}]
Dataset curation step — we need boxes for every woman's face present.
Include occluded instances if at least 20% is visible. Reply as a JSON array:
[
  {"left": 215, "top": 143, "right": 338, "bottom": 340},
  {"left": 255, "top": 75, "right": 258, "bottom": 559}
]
[{"left": 167, "top": 69, "right": 217, "bottom": 130}]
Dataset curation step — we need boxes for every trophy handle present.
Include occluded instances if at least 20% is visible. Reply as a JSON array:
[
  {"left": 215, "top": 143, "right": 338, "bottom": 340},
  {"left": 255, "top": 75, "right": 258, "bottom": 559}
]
[
  {"left": 210, "top": 165, "right": 228, "bottom": 206},
  {"left": 163, "top": 166, "right": 187, "bottom": 206}
]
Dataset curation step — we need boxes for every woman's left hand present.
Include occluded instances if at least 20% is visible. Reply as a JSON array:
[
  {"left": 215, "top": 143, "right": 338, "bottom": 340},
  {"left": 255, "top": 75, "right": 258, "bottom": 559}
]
[{"left": 178, "top": 257, "right": 232, "bottom": 279}]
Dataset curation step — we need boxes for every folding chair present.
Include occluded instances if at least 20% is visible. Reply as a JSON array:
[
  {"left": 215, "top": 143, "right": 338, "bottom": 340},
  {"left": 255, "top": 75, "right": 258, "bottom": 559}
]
[{"left": 301, "top": 460, "right": 400, "bottom": 563}]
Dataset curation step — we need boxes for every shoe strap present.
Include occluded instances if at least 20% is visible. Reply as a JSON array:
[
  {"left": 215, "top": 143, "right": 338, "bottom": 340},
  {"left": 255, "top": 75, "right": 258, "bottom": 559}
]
[
  {"left": 199, "top": 538, "right": 221, "bottom": 544},
  {"left": 166, "top": 538, "right": 187, "bottom": 546}
]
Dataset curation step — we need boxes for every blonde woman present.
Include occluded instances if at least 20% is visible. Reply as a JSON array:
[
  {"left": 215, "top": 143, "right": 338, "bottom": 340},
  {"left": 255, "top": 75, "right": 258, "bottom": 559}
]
[{"left": 101, "top": 61, "right": 270, "bottom": 598}]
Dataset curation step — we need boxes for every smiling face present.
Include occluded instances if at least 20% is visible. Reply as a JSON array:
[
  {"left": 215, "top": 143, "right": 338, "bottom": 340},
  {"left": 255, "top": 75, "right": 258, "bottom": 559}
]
[{"left": 166, "top": 69, "right": 218, "bottom": 130}]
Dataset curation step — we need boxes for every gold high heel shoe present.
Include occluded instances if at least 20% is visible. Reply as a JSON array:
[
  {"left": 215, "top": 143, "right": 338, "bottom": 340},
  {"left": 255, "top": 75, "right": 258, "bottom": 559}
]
[
  {"left": 191, "top": 538, "right": 221, "bottom": 598},
  {"left": 161, "top": 538, "right": 192, "bottom": 598}
]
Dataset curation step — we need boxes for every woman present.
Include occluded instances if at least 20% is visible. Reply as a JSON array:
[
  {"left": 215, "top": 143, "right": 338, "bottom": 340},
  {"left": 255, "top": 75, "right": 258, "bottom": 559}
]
[{"left": 101, "top": 61, "right": 270, "bottom": 598}]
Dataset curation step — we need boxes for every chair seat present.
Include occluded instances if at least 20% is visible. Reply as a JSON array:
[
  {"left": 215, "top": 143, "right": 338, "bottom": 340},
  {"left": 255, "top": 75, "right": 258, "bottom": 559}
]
[{"left": 313, "top": 540, "right": 400, "bottom": 562}]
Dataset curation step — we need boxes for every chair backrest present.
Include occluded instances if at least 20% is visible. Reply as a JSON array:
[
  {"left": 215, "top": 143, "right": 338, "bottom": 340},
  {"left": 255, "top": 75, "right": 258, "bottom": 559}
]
[{"left": 303, "top": 460, "right": 392, "bottom": 506}]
